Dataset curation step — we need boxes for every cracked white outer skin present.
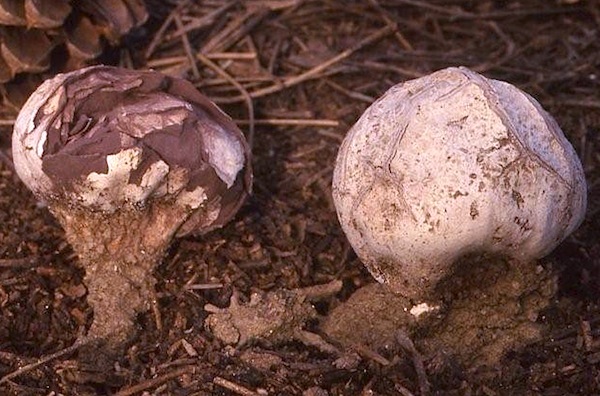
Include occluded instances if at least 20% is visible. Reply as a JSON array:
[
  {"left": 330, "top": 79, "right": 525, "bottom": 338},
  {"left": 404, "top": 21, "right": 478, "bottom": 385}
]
[
  {"left": 332, "top": 67, "right": 587, "bottom": 299},
  {"left": 12, "top": 72, "right": 70, "bottom": 199},
  {"left": 11, "top": 68, "right": 244, "bottom": 214}
]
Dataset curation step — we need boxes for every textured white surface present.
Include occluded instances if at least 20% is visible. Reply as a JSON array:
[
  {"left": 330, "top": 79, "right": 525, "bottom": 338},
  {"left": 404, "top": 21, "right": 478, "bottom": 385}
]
[
  {"left": 332, "top": 67, "right": 587, "bottom": 298},
  {"left": 204, "top": 120, "right": 246, "bottom": 188},
  {"left": 409, "top": 302, "right": 439, "bottom": 318},
  {"left": 176, "top": 186, "right": 209, "bottom": 209},
  {"left": 76, "top": 149, "right": 172, "bottom": 210},
  {"left": 13, "top": 73, "right": 72, "bottom": 199}
]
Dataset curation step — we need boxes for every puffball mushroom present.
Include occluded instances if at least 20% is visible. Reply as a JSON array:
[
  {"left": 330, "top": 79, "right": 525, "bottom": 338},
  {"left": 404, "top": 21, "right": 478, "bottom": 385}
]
[
  {"left": 12, "top": 66, "right": 252, "bottom": 346},
  {"left": 333, "top": 66, "right": 586, "bottom": 301}
]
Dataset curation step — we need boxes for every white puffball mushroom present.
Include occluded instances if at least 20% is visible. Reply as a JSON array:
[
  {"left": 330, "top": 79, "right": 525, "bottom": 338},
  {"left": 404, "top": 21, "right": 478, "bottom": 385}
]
[
  {"left": 332, "top": 66, "right": 586, "bottom": 300},
  {"left": 11, "top": 66, "right": 252, "bottom": 353}
]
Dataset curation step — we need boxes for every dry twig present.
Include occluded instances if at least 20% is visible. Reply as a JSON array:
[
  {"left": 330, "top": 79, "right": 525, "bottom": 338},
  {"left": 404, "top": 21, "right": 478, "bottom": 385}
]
[
  {"left": 0, "top": 337, "right": 89, "bottom": 385},
  {"left": 213, "top": 24, "right": 395, "bottom": 103},
  {"left": 213, "top": 376, "right": 262, "bottom": 396},
  {"left": 116, "top": 366, "right": 194, "bottom": 396}
]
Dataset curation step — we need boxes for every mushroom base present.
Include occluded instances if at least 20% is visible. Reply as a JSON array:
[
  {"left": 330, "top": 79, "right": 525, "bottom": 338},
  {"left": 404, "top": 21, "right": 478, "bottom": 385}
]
[
  {"left": 51, "top": 201, "right": 191, "bottom": 354},
  {"left": 322, "top": 256, "right": 556, "bottom": 367},
  {"left": 418, "top": 255, "right": 556, "bottom": 366},
  {"left": 322, "top": 283, "right": 415, "bottom": 350}
]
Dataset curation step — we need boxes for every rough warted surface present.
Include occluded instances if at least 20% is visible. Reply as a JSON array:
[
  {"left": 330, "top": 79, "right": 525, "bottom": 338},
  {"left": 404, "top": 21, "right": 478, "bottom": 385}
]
[
  {"left": 1, "top": 1, "right": 600, "bottom": 395},
  {"left": 333, "top": 66, "right": 586, "bottom": 299}
]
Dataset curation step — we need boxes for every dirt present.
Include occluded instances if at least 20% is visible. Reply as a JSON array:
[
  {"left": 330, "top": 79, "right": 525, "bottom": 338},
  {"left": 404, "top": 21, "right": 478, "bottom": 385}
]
[
  {"left": 323, "top": 256, "right": 556, "bottom": 368},
  {"left": 420, "top": 256, "right": 556, "bottom": 367},
  {"left": 1, "top": 1, "right": 600, "bottom": 395},
  {"left": 50, "top": 203, "right": 189, "bottom": 349},
  {"left": 205, "top": 288, "right": 318, "bottom": 346},
  {"left": 322, "top": 283, "right": 415, "bottom": 352}
]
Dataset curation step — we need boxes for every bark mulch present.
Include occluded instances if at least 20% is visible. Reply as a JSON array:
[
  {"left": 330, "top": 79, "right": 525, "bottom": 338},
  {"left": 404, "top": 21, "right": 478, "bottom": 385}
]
[{"left": 1, "top": 1, "right": 599, "bottom": 394}]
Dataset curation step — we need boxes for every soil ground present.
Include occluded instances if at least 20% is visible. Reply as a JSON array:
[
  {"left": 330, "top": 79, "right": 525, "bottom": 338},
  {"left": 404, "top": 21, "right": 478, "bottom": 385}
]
[{"left": 1, "top": 1, "right": 600, "bottom": 394}]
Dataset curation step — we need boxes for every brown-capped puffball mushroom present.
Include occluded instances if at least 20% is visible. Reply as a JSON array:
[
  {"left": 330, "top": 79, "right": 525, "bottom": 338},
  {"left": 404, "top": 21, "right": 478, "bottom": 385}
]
[
  {"left": 328, "top": 66, "right": 586, "bottom": 364},
  {"left": 11, "top": 66, "right": 252, "bottom": 352}
]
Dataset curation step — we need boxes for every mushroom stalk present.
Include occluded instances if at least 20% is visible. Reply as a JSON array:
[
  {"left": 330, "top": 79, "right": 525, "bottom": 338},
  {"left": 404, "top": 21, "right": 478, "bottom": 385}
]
[{"left": 52, "top": 204, "right": 186, "bottom": 343}]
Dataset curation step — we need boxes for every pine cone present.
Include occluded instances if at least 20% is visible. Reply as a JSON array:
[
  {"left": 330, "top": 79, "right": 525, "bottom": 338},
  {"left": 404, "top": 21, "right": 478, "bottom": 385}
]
[{"left": 0, "top": 0, "right": 148, "bottom": 111}]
